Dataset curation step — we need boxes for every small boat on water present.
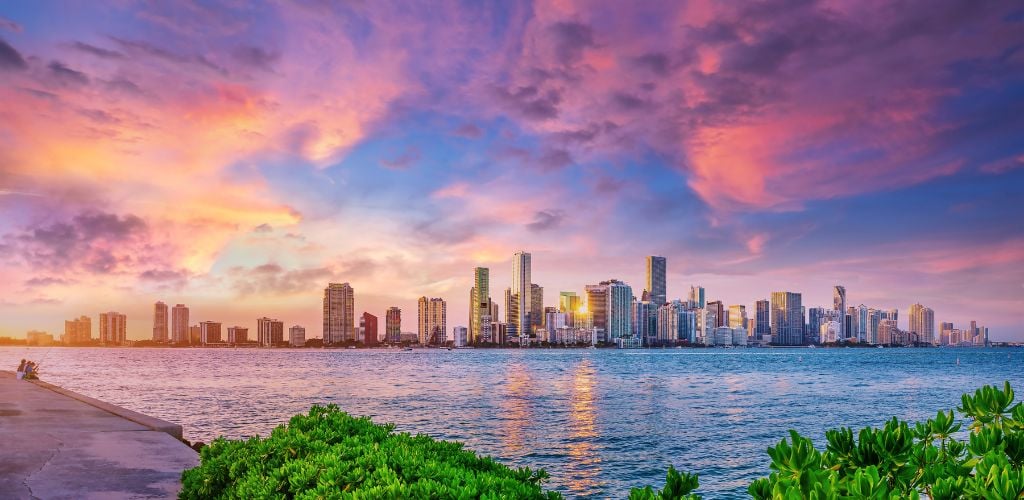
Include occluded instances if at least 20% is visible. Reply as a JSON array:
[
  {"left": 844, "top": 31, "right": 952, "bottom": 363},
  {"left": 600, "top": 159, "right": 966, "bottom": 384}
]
[{"left": 402, "top": 347, "right": 413, "bottom": 352}]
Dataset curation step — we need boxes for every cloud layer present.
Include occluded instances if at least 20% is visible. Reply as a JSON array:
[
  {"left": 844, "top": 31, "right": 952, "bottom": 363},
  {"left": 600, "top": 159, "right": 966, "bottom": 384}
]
[{"left": 0, "top": 0, "right": 1022, "bottom": 339}]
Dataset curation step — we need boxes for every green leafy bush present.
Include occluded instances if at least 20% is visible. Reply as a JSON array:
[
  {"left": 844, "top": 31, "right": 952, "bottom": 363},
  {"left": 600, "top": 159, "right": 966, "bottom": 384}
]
[
  {"left": 747, "top": 381, "right": 1024, "bottom": 499},
  {"left": 179, "top": 404, "right": 560, "bottom": 499}
]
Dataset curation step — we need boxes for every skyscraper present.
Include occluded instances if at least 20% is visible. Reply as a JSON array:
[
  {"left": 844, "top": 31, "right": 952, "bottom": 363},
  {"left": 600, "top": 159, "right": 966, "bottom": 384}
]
[
  {"left": 833, "top": 285, "right": 846, "bottom": 315},
  {"left": 755, "top": 299, "right": 770, "bottom": 340},
  {"left": 633, "top": 300, "right": 655, "bottom": 341},
  {"left": 908, "top": 303, "right": 935, "bottom": 345},
  {"left": 511, "top": 251, "right": 532, "bottom": 338},
  {"left": 469, "top": 267, "right": 490, "bottom": 345},
  {"left": 807, "top": 307, "right": 825, "bottom": 344},
  {"left": 729, "top": 304, "right": 748, "bottom": 329},
  {"left": 153, "top": 301, "right": 168, "bottom": 342},
  {"left": 771, "top": 291, "right": 803, "bottom": 345},
  {"left": 504, "top": 287, "right": 519, "bottom": 335},
  {"left": 606, "top": 280, "right": 633, "bottom": 341},
  {"left": 362, "top": 312, "right": 378, "bottom": 346},
  {"left": 385, "top": 307, "right": 401, "bottom": 343},
  {"left": 584, "top": 283, "right": 609, "bottom": 340},
  {"left": 689, "top": 285, "right": 705, "bottom": 308},
  {"left": 646, "top": 256, "right": 667, "bottom": 306},
  {"left": 418, "top": 296, "right": 447, "bottom": 345},
  {"left": 323, "top": 283, "right": 355, "bottom": 344},
  {"left": 257, "top": 317, "right": 284, "bottom": 346},
  {"left": 530, "top": 283, "right": 544, "bottom": 333},
  {"left": 171, "top": 304, "right": 189, "bottom": 344},
  {"left": 707, "top": 301, "right": 725, "bottom": 328},
  {"left": 99, "top": 312, "right": 126, "bottom": 345}
]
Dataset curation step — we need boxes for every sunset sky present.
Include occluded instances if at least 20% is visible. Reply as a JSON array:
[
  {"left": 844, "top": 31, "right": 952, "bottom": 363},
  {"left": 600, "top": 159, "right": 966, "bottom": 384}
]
[{"left": 1, "top": 1, "right": 1022, "bottom": 340}]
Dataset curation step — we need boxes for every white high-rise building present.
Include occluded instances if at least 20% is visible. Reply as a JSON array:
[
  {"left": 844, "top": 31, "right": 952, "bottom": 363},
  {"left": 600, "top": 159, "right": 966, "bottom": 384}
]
[
  {"left": 199, "top": 321, "right": 222, "bottom": 344},
  {"left": 323, "top": 283, "right": 355, "bottom": 344}
]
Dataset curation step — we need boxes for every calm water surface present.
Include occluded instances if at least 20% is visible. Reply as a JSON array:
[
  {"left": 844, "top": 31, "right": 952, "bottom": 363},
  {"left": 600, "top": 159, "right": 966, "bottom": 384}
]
[{"left": 2, "top": 347, "right": 1021, "bottom": 498}]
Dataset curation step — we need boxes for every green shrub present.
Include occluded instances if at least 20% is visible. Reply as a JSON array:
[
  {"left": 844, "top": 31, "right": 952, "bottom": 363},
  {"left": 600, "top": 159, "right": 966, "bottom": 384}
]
[
  {"left": 747, "top": 381, "right": 1024, "bottom": 499},
  {"left": 179, "top": 404, "right": 561, "bottom": 499}
]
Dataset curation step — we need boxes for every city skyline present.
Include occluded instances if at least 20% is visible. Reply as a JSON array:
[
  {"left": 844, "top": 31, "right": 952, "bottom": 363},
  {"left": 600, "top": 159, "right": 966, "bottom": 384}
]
[
  {"left": 1, "top": 2, "right": 1022, "bottom": 340},
  {"left": 24, "top": 252, "right": 990, "bottom": 347}
]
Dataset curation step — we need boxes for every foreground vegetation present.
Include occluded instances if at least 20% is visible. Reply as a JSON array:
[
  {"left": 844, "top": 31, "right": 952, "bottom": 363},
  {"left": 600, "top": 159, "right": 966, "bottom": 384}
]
[{"left": 181, "top": 382, "right": 1024, "bottom": 499}]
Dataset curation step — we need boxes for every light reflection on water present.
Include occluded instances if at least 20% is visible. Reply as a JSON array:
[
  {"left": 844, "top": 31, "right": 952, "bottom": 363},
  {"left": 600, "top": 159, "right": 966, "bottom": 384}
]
[{"left": 1, "top": 347, "right": 1021, "bottom": 498}]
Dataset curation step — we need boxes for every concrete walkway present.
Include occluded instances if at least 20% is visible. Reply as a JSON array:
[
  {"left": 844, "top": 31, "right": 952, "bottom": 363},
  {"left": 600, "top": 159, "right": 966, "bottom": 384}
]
[{"left": 0, "top": 371, "right": 198, "bottom": 499}]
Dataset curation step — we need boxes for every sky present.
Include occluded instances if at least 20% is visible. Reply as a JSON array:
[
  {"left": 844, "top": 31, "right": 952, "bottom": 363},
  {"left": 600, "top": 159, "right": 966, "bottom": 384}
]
[{"left": 0, "top": 0, "right": 1022, "bottom": 341}]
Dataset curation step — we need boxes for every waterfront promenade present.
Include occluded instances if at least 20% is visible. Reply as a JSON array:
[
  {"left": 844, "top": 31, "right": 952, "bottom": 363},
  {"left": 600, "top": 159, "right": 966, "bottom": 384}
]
[{"left": 0, "top": 371, "right": 197, "bottom": 499}]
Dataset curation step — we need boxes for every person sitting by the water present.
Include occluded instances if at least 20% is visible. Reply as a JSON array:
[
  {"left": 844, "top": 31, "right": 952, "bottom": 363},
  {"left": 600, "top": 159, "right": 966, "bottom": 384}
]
[
  {"left": 16, "top": 359, "right": 26, "bottom": 380},
  {"left": 23, "top": 361, "right": 36, "bottom": 380}
]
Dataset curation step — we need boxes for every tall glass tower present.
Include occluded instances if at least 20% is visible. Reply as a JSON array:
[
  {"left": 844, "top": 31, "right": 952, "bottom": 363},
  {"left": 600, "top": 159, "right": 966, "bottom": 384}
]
[{"left": 645, "top": 256, "right": 667, "bottom": 306}]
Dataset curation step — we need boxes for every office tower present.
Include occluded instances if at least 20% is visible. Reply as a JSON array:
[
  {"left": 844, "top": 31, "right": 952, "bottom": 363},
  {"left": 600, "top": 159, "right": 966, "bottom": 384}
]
[
  {"left": 866, "top": 309, "right": 880, "bottom": 344},
  {"left": 584, "top": 282, "right": 609, "bottom": 340},
  {"left": 469, "top": 267, "right": 490, "bottom": 344},
  {"left": 323, "top": 283, "right": 355, "bottom": 344},
  {"left": 807, "top": 307, "right": 825, "bottom": 344},
  {"left": 289, "top": 325, "right": 306, "bottom": 347},
  {"left": 633, "top": 300, "right": 655, "bottom": 340},
  {"left": 418, "top": 296, "right": 447, "bottom": 345},
  {"left": 257, "top": 317, "right": 284, "bottom": 346},
  {"left": 856, "top": 305, "right": 868, "bottom": 342},
  {"left": 361, "top": 312, "right": 378, "bottom": 346},
  {"left": 771, "top": 291, "right": 803, "bottom": 345},
  {"left": 746, "top": 318, "right": 757, "bottom": 340},
  {"left": 99, "top": 312, "right": 127, "bottom": 345},
  {"left": 646, "top": 256, "right": 667, "bottom": 306},
  {"left": 689, "top": 285, "right": 705, "bottom": 308},
  {"left": 755, "top": 299, "right": 770, "bottom": 340},
  {"left": 385, "top": 307, "right": 401, "bottom": 343},
  {"left": 707, "top": 301, "right": 725, "bottom": 328},
  {"left": 199, "top": 321, "right": 222, "bottom": 344},
  {"left": 887, "top": 308, "right": 899, "bottom": 324},
  {"left": 908, "top": 303, "right": 935, "bottom": 345},
  {"left": 728, "top": 305, "right": 747, "bottom": 329},
  {"left": 64, "top": 315, "right": 92, "bottom": 344},
  {"left": 969, "top": 320, "right": 979, "bottom": 342},
  {"left": 833, "top": 285, "right": 846, "bottom": 315},
  {"left": 511, "top": 251, "right": 532, "bottom": 338},
  {"left": 171, "top": 304, "right": 189, "bottom": 344},
  {"left": 227, "top": 326, "right": 248, "bottom": 344},
  {"left": 153, "top": 301, "right": 168, "bottom": 342},
  {"left": 606, "top": 281, "right": 633, "bottom": 341},
  {"left": 845, "top": 306, "right": 856, "bottom": 340},
  {"left": 189, "top": 325, "right": 201, "bottom": 344},
  {"left": 530, "top": 284, "right": 544, "bottom": 332}
]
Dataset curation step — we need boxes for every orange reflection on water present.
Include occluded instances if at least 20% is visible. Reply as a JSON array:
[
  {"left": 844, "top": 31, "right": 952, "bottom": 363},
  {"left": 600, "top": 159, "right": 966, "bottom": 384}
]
[
  {"left": 500, "top": 361, "right": 533, "bottom": 455},
  {"left": 566, "top": 358, "right": 603, "bottom": 495}
]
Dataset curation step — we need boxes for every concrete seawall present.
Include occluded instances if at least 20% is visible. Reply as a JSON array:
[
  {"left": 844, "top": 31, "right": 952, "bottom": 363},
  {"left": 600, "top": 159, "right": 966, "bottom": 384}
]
[{"left": 0, "top": 371, "right": 198, "bottom": 499}]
